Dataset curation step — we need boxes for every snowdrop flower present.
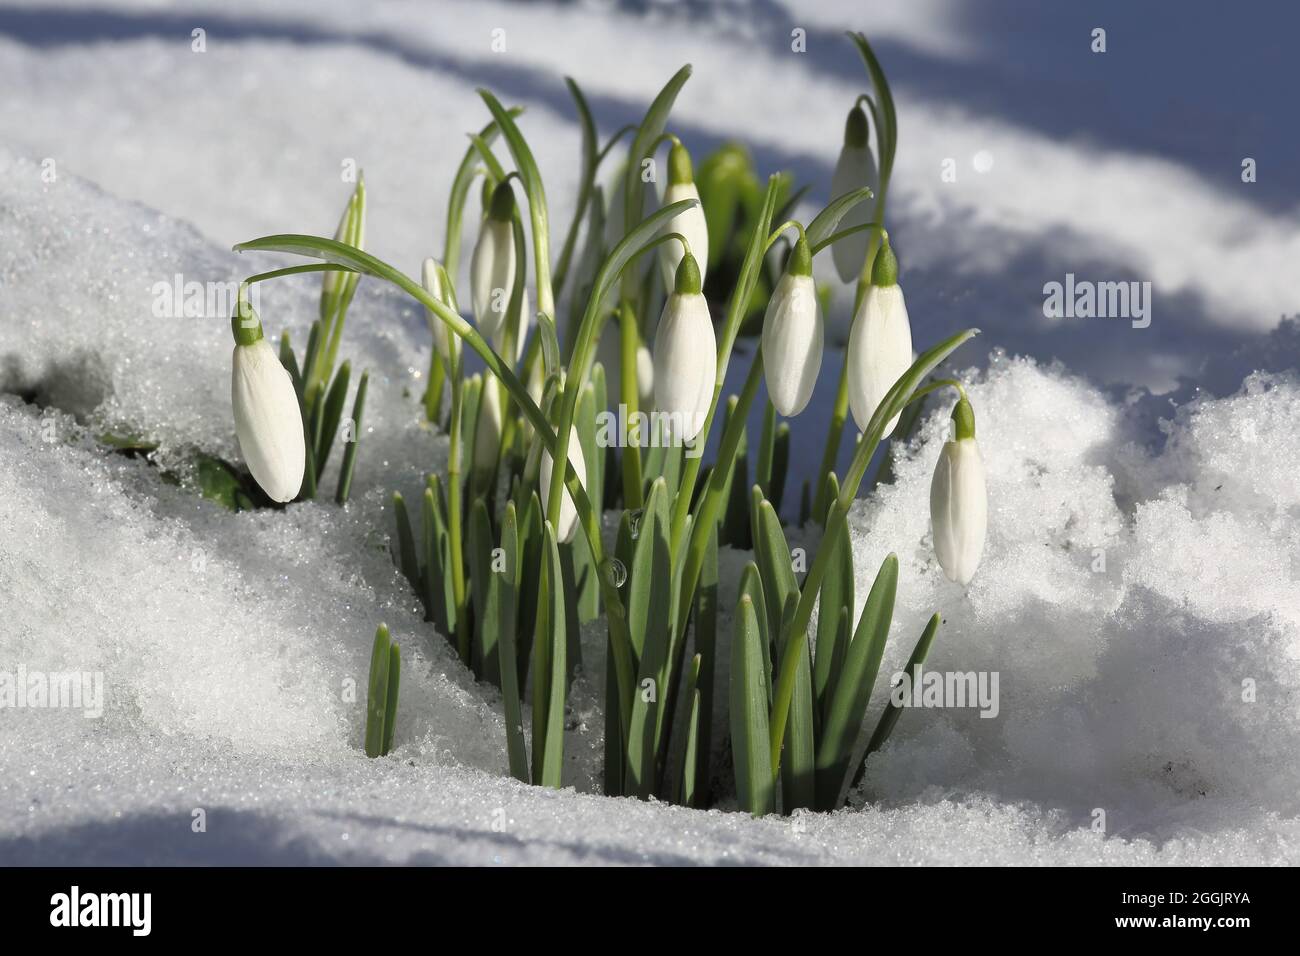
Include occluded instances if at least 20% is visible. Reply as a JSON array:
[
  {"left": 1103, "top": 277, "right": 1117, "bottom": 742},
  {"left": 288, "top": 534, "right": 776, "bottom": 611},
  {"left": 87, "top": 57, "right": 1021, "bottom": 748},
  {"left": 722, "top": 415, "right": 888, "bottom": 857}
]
[
  {"left": 473, "top": 376, "right": 503, "bottom": 486},
  {"left": 846, "top": 238, "right": 912, "bottom": 437},
  {"left": 421, "top": 257, "right": 457, "bottom": 362},
  {"left": 653, "top": 253, "right": 715, "bottom": 442},
  {"left": 930, "top": 396, "right": 987, "bottom": 585},
  {"left": 830, "top": 103, "right": 878, "bottom": 284},
  {"left": 658, "top": 142, "right": 709, "bottom": 293},
  {"left": 230, "top": 303, "right": 305, "bottom": 503},
  {"left": 470, "top": 182, "right": 517, "bottom": 343},
  {"left": 760, "top": 235, "right": 821, "bottom": 416},
  {"left": 540, "top": 425, "right": 588, "bottom": 544}
]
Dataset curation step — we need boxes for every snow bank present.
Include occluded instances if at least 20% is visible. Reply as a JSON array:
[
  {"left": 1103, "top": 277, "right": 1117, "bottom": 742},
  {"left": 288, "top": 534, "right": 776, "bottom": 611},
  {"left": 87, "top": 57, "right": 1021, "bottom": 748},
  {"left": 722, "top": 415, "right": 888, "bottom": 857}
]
[{"left": 2, "top": 153, "right": 1298, "bottom": 864}]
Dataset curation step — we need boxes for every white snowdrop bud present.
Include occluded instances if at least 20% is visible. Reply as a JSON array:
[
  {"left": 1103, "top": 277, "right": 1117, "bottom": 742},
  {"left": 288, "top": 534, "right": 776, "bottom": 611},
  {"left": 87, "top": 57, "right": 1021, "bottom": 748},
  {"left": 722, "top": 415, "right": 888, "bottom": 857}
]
[
  {"left": 421, "top": 256, "right": 457, "bottom": 361},
  {"left": 473, "top": 376, "right": 503, "bottom": 484},
  {"left": 830, "top": 104, "right": 878, "bottom": 284},
  {"left": 470, "top": 182, "right": 517, "bottom": 343},
  {"left": 760, "top": 235, "right": 821, "bottom": 416},
  {"left": 652, "top": 253, "right": 715, "bottom": 442},
  {"left": 658, "top": 143, "right": 709, "bottom": 293},
  {"left": 489, "top": 286, "right": 530, "bottom": 365},
  {"left": 540, "top": 425, "right": 588, "bottom": 544},
  {"left": 930, "top": 397, "right": 987, "bottom": 585},
  {"left": 847, "top": 239, "right": 912, "bottom": 437},
  {"left": 230, "top": 304, "right": 305, "bottom": 503}
]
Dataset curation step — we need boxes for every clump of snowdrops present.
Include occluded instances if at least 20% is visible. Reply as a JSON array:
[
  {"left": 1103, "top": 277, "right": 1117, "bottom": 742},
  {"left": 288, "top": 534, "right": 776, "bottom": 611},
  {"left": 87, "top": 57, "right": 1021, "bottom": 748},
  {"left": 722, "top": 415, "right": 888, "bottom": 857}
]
[{"left": 231, "top": 33, "right": 986, "bottom": 815}]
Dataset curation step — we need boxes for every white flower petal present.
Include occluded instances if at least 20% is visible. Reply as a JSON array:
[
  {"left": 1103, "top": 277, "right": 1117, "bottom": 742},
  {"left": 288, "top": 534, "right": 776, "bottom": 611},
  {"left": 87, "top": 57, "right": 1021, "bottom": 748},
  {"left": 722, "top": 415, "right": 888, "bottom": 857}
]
[
  {"left": 470, "top": 218, "right": 515, "bottom": 341},
  {"left": 652, "top": 292, "right": 716, "bottom": 442},
  {"left": 760, "top": 273, "right": 822, "bottom": 416},
  {"left": 847, "top": 283, "right": 912, "bottom": 437},
  {"left": 231, "top": 339, "right": 305, "bottom": 503},
  {"left": 930, "top": 437, "right": 988, "bottom": 585}
]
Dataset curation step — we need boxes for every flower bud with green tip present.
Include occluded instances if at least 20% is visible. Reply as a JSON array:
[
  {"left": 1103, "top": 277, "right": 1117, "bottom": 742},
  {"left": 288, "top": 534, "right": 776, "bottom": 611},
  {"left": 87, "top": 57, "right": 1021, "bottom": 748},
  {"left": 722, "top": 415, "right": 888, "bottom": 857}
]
[
  {"left": 847, "top": 236, "right": 912, "bottom": 437},
  {"left": 830, "top": 103, "right": 879, "bottom": 284},
  {"left": 470, "top": 181, "right": 517, "bottom": 342},
  {"left": 421, "top": 256, "right": 458, "bottom": 362},
  {"left": 540, "top": 424, "right": 587, "bottom": 544},
  {"left": 230, "top": 302, "right": 306, "bottom": 503},
  {"left": 930, "top": 396, "right": 987, "bottom": 585},
  {"left": 760, "top": 235, "right": 821, "bottom": 416},
  {"left": 652, "top": 252, "right": 715, "bottom": 442},
  {"left": 657, "top": 142, "right": 709, "bottom": 292}
]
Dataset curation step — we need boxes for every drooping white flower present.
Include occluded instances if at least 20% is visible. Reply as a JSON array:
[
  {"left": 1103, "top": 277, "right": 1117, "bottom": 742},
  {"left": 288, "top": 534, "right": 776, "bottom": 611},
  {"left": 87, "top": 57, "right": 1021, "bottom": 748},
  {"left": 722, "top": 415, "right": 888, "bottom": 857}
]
[
  {"left": 760, "top": 236, "right": 822, "bottom": 417},
  {"left": 653, "top": 253, "right": 715, "bottom": 442},
  {"left": 830, "top": 104, "right": 878, "bottom": 284},
  {"left": 470, "top": 182, "right": 517, "bottom": 343},
  {"left": 658, "top": 142, "right": 709, "bottom": 293},
  {"left": 230, "top": 304, "right": 305, "bottom": 503},
  {"left": 472, "top": 375, "right": 503, "bottom": 486},
  {"left": 847, "top": 239, "right": 912, "bottom": 437},
  {"left": 930, "top": 397, "right": 987, "bottom": 585},
  {"left": 421, "top": 256, "right": 457, "bottom": 362},
  {"left": 540, "top": 425, "right": 588, "bottom": 544}
]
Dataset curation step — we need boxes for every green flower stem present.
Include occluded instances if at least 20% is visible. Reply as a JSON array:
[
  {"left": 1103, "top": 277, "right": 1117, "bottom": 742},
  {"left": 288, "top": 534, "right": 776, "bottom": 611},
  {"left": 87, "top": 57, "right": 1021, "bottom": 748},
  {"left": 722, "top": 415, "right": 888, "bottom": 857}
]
[
  {"left": 767, "top": 328, "right": 979, "bottom": 776},
  {"left": 233, "top": 233, "right": 639, "bottom": 738},
  {"left": 618, "top": 301, "right": 644, "bottom": 510}
]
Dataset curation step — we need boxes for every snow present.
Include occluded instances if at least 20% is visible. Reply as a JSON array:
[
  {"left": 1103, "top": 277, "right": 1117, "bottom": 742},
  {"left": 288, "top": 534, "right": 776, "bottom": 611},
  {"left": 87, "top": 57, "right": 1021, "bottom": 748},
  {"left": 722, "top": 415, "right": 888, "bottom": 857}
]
[{"left": 1, "top": 0, "right": 1298, "bottom": 865}]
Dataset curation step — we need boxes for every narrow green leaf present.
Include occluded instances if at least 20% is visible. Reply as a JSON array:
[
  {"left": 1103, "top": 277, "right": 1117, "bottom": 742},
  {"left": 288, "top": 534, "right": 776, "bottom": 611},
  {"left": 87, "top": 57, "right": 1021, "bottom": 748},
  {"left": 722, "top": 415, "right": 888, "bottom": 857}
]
[
  {"left": 364, "top": 624, "right": 392, "bottom": 758},
  {"left": 623, "top": 65, "right": 692, "bottom": 247},
  {"left": 445, "top": 110, "right": 521, "bottom": 276},
  {"left": 691, "top": 523, "right": 719, "bottom": 804},
  {"left": 335, "top": 370, "right": 368, "bottom": 505},
  {"left": 859, "top": 612, "right": 941, "bottom": 777},
  {"left": 814, "top": 553, "right": 898, "bottom": 810},
  {"left": 804, "top": 186, "right": 876, "bottom": 248},
  {"left": 731, "top": 595, "right": 774, "bottom": 816},
  {"left": 624, "top": 478, "right": 672, "bottom": 798},
  {"left": 538, "top": 521, "right": 568, "bottom": 788},
  {"left": 676, "top": 654, "right": 702, "bottom": 806},
  {"left": 315, "top": 359, "right": 351, "bottom": 474},
  {"left": 381, "top": 640, "right": 401, "bottom": 756},
  {"left": 468, "top": 498, "right": 497, "bottom": 684},
  {"left": 494, "top": 502, "right": 529, "bottom": 782},
  {"left": 392, "top": 492, "right": 419, "bottom": 590},
  {"left": 771, "top": 421, "right": 790, "bottom": 516},
  {"left": 812, "top": 475, "right": 852, "bottom": 724}
]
